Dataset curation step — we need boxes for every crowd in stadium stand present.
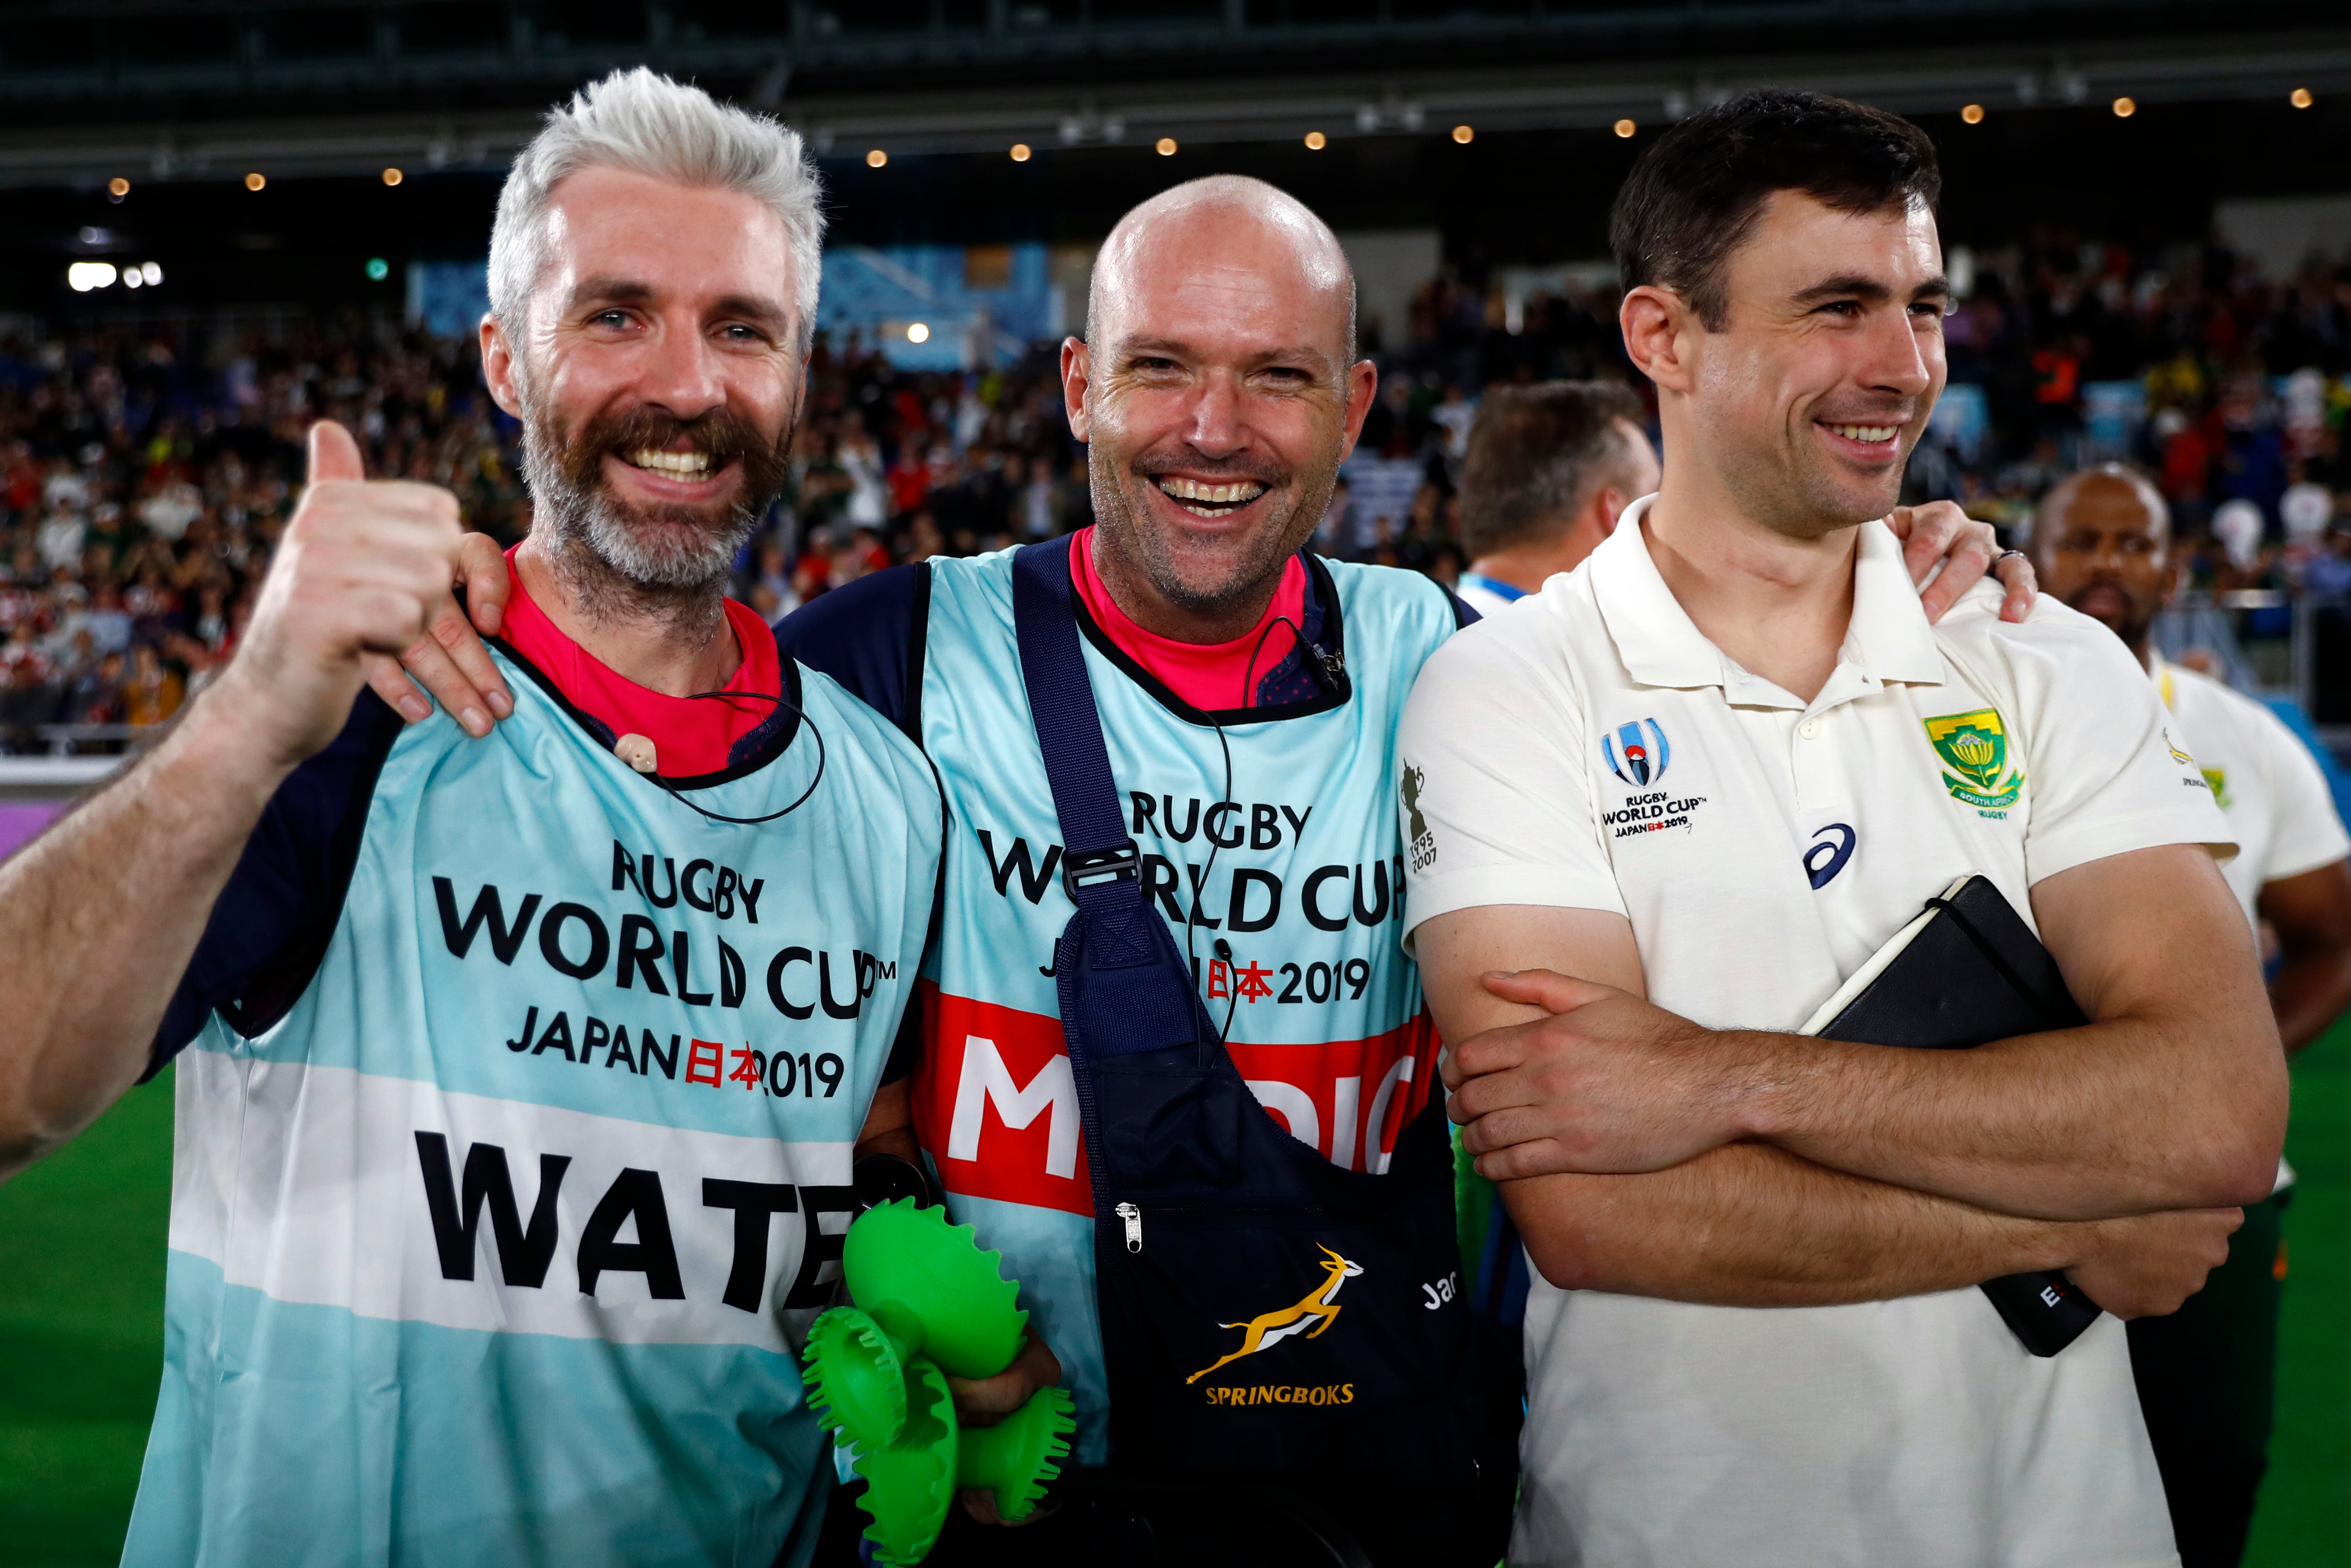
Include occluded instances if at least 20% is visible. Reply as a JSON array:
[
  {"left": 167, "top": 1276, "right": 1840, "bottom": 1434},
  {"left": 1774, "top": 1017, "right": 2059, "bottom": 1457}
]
[{"left": 4, "top": 230, "right": 2351, "bottom": 753}]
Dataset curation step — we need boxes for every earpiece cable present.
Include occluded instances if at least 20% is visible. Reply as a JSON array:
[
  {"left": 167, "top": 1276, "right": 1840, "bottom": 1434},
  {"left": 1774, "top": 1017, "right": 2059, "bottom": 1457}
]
[
  {"left": 1191, "top": 611, "right": 1321, "bottom": 1041},
  {"left": 638, "top": 689, "right": 827, "bottom": 826}
]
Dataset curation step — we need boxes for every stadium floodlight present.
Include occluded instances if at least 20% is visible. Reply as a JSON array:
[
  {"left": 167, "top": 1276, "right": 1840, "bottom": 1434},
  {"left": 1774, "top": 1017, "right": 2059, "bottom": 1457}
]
[{"left": 67, "top": 262, "right": 118, "bottom": 292}]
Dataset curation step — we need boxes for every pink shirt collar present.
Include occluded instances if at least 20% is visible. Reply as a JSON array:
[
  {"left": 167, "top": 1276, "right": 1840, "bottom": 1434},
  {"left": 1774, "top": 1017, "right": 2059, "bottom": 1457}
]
[{"left": 1068, "top": 528, "right": 1305, "bottom": 712}]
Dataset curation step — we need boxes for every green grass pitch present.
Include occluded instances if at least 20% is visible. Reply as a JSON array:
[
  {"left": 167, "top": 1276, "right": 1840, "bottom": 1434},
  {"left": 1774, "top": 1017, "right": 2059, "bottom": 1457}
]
[
  {"left": 2247, "top": 1022, "right": 2351, "bottom": 1567},
  {"left": 1, "top": 1037, "right": 2345, "bottom": 1566},
  {"left": 0, "top": 1068, "right": 171, "bottom": 1567}
]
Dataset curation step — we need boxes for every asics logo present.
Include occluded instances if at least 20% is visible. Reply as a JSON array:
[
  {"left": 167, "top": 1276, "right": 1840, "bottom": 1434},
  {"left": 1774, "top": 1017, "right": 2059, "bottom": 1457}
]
[{"left": 1805, "top": 824, "right": 1857, "bottom": 889}]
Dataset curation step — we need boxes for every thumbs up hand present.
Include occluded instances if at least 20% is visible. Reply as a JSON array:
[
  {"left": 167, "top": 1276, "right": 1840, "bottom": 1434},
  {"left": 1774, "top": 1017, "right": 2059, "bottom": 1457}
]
[{"left": 201, "top": 420, "right": 466, "bottom": 771}]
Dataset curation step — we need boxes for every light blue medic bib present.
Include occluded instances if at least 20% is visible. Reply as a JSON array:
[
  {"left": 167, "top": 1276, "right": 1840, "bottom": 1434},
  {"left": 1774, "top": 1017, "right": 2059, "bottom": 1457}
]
[
  {"left": 125, "top": 648, "right": 941, "bottom": 1568},
  {"left": 902, "top": 547, "right": 1461, "bottom": 1465}
]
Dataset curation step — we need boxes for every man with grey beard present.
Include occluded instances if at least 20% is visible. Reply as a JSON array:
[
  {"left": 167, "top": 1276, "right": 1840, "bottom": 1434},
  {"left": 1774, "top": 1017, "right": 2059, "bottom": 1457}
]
[{"left": 0, "top": 69, "right": 944, "bottom": 1568}]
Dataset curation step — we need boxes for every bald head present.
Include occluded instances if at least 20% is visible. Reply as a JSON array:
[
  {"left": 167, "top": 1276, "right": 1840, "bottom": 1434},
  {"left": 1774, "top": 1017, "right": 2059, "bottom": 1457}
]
[
  {"left": 2031, "top": 464, "right": 2173, "bottom": 656},
  {"left": 1089, "top": 176, "right": 1357, "bottom": 368},
  {"left": 2036, "top": 466, "right": 2170, "bottom": 550},
  {"left": 1060, "top": 174, "right": 1378, "bottom": 642}
]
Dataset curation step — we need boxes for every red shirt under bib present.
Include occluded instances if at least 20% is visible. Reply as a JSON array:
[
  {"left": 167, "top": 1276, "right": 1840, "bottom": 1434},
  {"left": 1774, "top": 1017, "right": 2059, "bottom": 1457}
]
[
  {"left": 1067, "top": 528, "right": 1305, "bottom": 712},
  {"left": 497, "top": 544, "right": 782, "bottom": 777}
]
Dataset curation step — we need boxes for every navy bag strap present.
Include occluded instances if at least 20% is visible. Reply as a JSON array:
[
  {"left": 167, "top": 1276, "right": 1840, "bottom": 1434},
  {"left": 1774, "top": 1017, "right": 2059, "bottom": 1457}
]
[
  {"left": 1010, "top": 540, "right": 1212, "bottom": 1059},
  {"left": 1011, "top": 541, "right": 1143, "bottom": 907}
]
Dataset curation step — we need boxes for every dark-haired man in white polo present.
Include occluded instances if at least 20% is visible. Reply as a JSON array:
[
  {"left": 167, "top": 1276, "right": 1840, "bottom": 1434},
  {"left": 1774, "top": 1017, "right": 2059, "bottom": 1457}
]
[{"left": 1402, "top": 91, "right": 2284, "bottom": 1567}]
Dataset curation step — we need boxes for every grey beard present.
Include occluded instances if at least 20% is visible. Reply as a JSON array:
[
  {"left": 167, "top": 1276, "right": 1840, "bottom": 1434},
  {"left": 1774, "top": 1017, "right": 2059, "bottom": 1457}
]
[{"left": 519, "top": 423, "right": 755, "bottom": 612}]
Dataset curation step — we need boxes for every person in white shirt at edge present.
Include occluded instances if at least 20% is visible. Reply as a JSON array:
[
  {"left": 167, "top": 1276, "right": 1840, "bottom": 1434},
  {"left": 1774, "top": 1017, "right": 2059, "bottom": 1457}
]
[
  {"left": 1454, "top": 381, "right": 1659, "bottom": 618},
  {"left": 2030, "top": 463, "right": 2351, "bottom": 1568},
  {"left": 1396, "top": 89, "right": 2286, "bottom": 1568}
]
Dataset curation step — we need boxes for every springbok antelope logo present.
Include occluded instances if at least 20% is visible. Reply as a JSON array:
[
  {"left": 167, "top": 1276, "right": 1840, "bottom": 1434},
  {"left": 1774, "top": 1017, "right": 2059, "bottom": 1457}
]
[{"left": 1185, "top": 1245, "right": 1364, "bottom": 1384}]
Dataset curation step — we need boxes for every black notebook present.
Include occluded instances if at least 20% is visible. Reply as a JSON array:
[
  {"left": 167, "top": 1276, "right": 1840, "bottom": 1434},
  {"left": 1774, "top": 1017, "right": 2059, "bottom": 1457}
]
[{"left": 1798, "top": 874, "right": 2103, "bottom": 1357}]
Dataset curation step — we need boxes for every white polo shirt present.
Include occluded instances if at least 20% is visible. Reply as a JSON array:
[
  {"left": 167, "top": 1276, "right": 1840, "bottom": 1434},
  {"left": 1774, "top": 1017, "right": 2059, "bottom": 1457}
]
[
  {"left": 2153, "top": 652, "right": 2347, "bottom": 1197},
  {"left": 2154, "top": 653, "right": 2349, "bottom": 928},
  {"left": 1398, "top": 498, "right": 2231, "bottom": 1568}
]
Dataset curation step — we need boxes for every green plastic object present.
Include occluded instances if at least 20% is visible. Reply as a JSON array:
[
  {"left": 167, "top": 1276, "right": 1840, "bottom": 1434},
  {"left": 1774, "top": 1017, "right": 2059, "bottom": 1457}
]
[
  {"left": 802, "top": 1306, "right": 909, "bottom": 1447},
  {"left": 851, "top": 1357, "right": 959, "bottom": 1567},
  {"left": 957, "top": 1385, "right": 1076, "bottom": 1524},
  {"left": 800, "top": 1200, "right": 1077, "bottom": 1564},
  {"left": 843, "top": 1197, "right": 1028, "bottom": 1378}
]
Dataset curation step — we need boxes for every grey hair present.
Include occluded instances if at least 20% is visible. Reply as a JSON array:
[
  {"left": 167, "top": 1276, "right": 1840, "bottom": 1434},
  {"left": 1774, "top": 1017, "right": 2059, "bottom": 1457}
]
[{"left": 489, "top": 67, "right": 824, "bottom": 352}]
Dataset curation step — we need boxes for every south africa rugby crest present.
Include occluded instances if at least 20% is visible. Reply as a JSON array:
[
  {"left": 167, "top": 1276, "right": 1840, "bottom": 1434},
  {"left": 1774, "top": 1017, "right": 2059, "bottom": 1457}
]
[{"left": 1924, "top": 709, "right": 2024, "bottom": 814}]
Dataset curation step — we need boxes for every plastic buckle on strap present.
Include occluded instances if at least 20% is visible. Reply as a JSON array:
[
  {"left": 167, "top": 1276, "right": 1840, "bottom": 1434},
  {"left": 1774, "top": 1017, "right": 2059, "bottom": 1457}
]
[{"left": 1062, "top": 841, "right": 1141, "bottom": 899}]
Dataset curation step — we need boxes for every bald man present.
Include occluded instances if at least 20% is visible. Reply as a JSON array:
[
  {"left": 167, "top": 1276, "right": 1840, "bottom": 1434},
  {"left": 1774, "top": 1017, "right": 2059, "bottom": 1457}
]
[
  {"left": 2034, "top": 464, "right": 2351, "bottom": 1568},
  {"left": 389, "top": 173, "right": 2030, "bottom": 1563},
  {"left": 781, "top": 174, "right": 1514, "bottom": 1566}
]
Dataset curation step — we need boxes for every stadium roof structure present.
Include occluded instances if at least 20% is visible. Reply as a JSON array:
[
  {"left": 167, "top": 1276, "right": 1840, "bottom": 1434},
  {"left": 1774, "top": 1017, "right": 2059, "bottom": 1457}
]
[{"left": 2, "top": 0, "right": 2350, "bottom": 187}]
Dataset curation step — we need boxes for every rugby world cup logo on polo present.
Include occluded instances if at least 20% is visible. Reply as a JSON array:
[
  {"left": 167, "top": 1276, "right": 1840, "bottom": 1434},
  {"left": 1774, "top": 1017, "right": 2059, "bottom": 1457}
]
[
  {"left": 1925, "top": 708, "right": 2024, "bottom": 814},
  {"left": 1603, "top": 719, "right": 1670, "bottom": 787},
  {"left": 1600, "top": 717, "right": 1706, "bottom": 839}
]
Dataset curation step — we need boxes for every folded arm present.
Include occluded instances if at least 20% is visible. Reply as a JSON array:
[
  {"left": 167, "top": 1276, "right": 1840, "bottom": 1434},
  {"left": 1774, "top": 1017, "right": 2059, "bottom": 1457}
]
[
  {"left": 1420, "top": 907, "right": 2235, "bottom": 1312},
  {"left": 1745, "top": 845, "right": 2284, "bottom": 1217},
  {"left": 1491, "top": 1140, "right": 2239, "bottom": 1311},
  {"left": 1432, "top": 847, "right": 2282, "bottom": 1221}
]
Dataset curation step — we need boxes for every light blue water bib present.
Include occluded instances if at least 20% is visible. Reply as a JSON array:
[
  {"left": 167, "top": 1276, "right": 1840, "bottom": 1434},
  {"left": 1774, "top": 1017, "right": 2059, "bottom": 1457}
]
[
  {"left": 124, "top": 648, "right": 941, "bottom": 1568},
  {"left": 901, "top": 546, "right": 1461, "bottom": 1464}
]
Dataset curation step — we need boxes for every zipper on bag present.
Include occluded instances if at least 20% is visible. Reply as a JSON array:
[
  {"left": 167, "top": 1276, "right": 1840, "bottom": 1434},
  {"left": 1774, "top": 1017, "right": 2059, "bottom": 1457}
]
[{"left": 1111, "top": 1201, "right": 1334, "bottom": 1224}]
